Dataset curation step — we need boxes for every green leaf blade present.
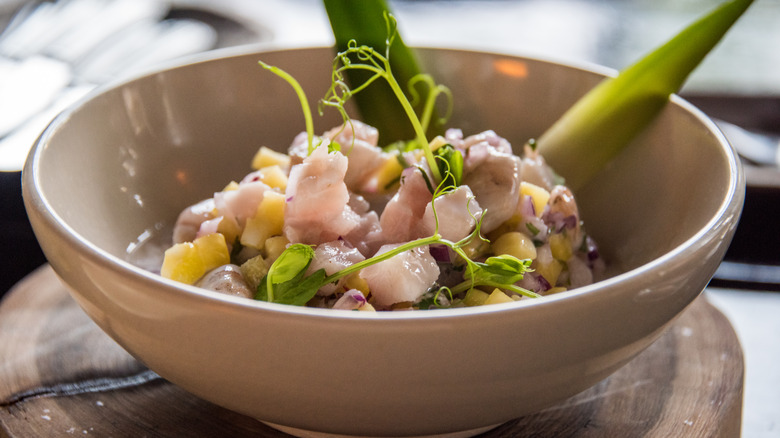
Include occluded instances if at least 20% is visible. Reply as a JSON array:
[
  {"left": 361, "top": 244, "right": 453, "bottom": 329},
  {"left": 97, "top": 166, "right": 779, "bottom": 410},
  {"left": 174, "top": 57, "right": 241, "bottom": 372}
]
[
  {"left": 269, "top": 243, "right": 316, "bottom": 284},
  {"left": 536, "top": 0, "right": 755, "bottom": 190},
  {"left": 255, "top": 243, "right": 322, "bottom": 306},
  {"left": 275, "top": 269, "right": 328, "bottom": 307}
]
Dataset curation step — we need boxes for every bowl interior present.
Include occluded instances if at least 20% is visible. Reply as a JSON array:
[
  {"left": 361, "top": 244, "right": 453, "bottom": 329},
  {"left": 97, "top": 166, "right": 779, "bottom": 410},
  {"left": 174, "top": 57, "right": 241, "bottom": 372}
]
[{"left": 29, "top": 46, "right": 737, "bottom": 279}]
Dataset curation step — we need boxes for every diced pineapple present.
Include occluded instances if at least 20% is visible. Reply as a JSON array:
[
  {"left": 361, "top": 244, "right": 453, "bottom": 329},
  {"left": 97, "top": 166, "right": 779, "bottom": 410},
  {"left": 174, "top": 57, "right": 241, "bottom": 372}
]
[
  {"left": 223, "top": 181, "right": 240, "bottom": 191},
  {"left": 492, "top": 231, "right": 537, "bottom": 260},
  {"left": 257, "top": 165, "right": 288, "bottom": 191},
  {"left": 215, "top": 216, "right": 241, "bottom": 245},
  {"left": 484, "top": 288, "right": 514, "bottom": 305},
  {"left": 161, "top": 233, "right": 230, "bottom": 284},
  {"left": 345, "top": 274, "right": 370, "bottom": 297},
  {"left": 359, "top": 302, "right": 376, "bottom": 312},
  {"left": 457, "top": 236, "right": 490, "bottom": 265},
  {"left": 429, "top": 135, "right": 448, "bottom": 151},
  {"left": 264, "top": 235, "right": 290, "bottom": 262},
  {"left": 485, "top": 219, "right": 518, "bottom": 242},
  {"left": 252, "top": 146, "right": 290, "bottom": 170},
  {"left": 161, "top": 243, "right": 199, "bottom": 283},
  {"left": 549, "top": 233, "right": 573, "bottom": 261},
  {"left": 240, "top": 192, "right": 286, "bottom": 249},
  {"left": 463, "top": 288, "right": 490, "bottom": 307},
  {"left": 364, "top": 153, "right": 404, "bottom": 193},
  {"left": 546, "top": 287, "right": 568, "bottom": 295},
  {"left": 533, "top": 257, "right": 563, "bottom": 287},
  {"left": 520, "top": 182, "right": 550, "bottom": 217}
]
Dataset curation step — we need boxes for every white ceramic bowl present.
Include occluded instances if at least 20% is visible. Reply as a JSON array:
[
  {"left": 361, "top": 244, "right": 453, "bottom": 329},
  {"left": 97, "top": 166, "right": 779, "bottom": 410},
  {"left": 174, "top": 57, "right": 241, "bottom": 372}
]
[{"left": 23, "top": 46, "right": 744, "bottom": 437}]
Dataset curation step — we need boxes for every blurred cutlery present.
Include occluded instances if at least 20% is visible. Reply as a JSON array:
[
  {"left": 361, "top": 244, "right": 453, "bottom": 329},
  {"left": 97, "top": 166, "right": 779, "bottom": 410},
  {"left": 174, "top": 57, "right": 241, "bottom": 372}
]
[
  {"left": 0, "top": 0, "right": 169, "bottom": 137},
  {"left": 715, "top": 119, "right": 780, "bottom": 168},
  {"left": 76, "top": 17, "right": 216, "bottom": 84},
  {"left": 0, "top": 55, "right": 71, "bottom": 137},
  {"left": 0, "top": 0, "right": 219, "bottom": 171}
]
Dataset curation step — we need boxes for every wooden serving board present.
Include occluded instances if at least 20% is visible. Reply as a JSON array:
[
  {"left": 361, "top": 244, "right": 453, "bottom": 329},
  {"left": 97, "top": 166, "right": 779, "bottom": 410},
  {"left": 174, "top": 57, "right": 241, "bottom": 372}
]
[{"left": 0, "top": 266, "right": 744, "bottom": 437}]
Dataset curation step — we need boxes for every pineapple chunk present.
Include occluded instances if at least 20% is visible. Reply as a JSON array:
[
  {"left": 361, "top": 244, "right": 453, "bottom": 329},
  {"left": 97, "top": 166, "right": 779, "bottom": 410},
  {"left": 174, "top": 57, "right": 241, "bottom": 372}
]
[
  {"left": 215, "top": 216, "right": 241, "bottom": 245},
  {"left": 345, "top": 274, "right": 370, "bottom": 297},
  {"left": 223, "top": 181, "right": 240, "bottom": 191},
  {"left": 364, "top": 153, "right": 404, "bottom": 193},
  {"left": 429, "top": 135, "right": 448, "bottom": 151},
  {"left": 485, "top": 219, "right": 519, "bottom": 242},
  {"left": 549, "top": 233, "right": 573, "bottom": 261},
  {"left": 161, "top": 233, "right": 230, "bottom": 284},
  {"left": 484, "top": 288, "right": 514, "bottom": 305},
  {"left": 252, "top": 146, "right": 290, "bottom": 170},
  {"left": 520, "top": 182, "right": 550, "bottom": 217},
  {"left": 257, "top": 165, "right": 288, "bottom": 191},
  {"left": 358, "top": 303, "right": 377, "bottom": 312},
  {"left": 463, "top": 288, "right": 490, "bottom": 307},
  {"left": 264, "top": 235, "right": 290, "bottom": 262},
  {"left": 240, "top": 191, "right": 286, "bottom": 249},
  {"left": 457, "top": 236, "right": 490, "bottom": 265},
  {"left": 492, "top": 231, "right": 537, "bottom": 260},
  {"left": 533, "top": 257, "right": 563, "bottom": 287}
]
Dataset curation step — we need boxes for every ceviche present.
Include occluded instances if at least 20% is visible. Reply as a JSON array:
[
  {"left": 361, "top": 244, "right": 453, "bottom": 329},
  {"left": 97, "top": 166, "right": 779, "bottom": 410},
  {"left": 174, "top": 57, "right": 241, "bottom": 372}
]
[{"left": 159, "top": 33, "right": 605, "bottom": 311}]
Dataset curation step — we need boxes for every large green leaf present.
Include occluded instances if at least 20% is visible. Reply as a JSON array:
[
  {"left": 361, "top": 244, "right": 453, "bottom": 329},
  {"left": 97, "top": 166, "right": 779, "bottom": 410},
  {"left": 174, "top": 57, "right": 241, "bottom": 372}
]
[{"left": 536, "top": 0, "right": 754, "bottom": 190}]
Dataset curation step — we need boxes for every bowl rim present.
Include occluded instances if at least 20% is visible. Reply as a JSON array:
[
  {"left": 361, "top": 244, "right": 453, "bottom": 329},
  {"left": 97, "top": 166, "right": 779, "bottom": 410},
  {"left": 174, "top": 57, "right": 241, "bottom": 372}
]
[{"left": 23, "top": 44, "right": 746, "bottom": 321}]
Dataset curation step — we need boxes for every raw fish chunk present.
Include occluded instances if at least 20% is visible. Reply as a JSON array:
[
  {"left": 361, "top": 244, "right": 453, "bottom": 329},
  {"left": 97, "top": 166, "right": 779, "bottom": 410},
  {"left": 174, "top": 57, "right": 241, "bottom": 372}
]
[{"left": 360, "top": 244, "right": 440, "bottom": 307}]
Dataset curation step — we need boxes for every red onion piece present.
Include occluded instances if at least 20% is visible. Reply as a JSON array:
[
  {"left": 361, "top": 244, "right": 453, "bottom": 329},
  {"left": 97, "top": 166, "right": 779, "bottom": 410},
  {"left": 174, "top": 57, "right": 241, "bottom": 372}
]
[
  {"left": 428, "top": 244, "right": 451, "bottom": 263},
  {"left": 333, "top": 290, "right": 368, "bottom": 310}
]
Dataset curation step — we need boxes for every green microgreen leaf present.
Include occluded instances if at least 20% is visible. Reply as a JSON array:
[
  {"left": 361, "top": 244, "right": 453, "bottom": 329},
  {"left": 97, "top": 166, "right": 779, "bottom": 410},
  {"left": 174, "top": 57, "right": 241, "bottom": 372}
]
[
  {"left": 434, "top": 144, "right": 463, "bottom": 188},
  {"left": 268, "top": 243, "right": 315, "bottom": 283},
  {"left": 256, "top": 268, "right": 327, "bottom": 307},
  {"left": 255, "top": 243, "right": 325, "bottom": 306},
  {"left": 465, "top": 254, "right": 533, "bottom": 286}
]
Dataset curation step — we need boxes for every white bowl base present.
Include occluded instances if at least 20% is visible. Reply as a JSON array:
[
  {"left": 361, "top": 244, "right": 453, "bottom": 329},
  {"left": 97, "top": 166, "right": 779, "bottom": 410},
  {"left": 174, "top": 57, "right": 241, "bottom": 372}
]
[{"left": 262, "top": 421, "right": 503, "bottom": 438}]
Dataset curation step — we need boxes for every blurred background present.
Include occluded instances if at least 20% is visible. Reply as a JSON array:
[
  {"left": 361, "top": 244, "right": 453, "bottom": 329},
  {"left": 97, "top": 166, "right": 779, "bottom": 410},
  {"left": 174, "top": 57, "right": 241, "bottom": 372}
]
[{"left": 1, "top": 0, "right": 778, "bottom": 293}]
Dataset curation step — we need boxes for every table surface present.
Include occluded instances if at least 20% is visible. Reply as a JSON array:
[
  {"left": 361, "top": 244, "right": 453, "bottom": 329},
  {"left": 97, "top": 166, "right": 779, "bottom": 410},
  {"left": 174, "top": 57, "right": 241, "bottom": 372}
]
[{"left": 706, "top": 288, "right": 780, "bottom": 438}]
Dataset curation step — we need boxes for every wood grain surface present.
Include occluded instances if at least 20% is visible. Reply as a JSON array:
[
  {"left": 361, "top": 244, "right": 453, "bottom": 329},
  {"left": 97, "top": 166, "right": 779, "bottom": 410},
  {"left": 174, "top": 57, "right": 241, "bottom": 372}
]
[{"left": 0, "top": 266, "right": 744, "bottom": 437}]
